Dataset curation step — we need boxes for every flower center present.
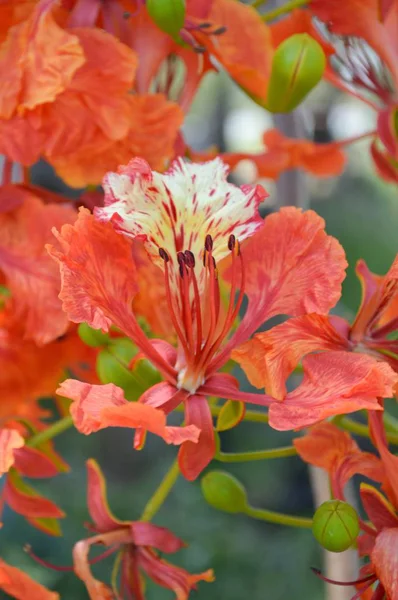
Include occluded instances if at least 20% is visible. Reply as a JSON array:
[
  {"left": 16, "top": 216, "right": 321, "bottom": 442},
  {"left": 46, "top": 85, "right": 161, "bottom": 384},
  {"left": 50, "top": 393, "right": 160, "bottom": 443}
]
[{"left": 159, "top": 234, "right": 245, "bottom": 394}]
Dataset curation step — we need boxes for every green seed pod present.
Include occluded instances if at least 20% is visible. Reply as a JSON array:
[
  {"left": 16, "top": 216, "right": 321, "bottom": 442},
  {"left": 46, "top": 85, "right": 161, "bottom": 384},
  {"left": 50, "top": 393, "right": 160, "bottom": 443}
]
[
  {"left": 312, "top": 500, "right": 360, "bottom": 553},
  {"left": 201, "top": 471, "right": 248, "bottom": 514},
  {"left": 78, "top": 322, "right": 109, "bottom": 347},
  {"left": 266, "top": 33, "right": 326, "bottom": 113},
  {"left": 96, "top": 338, "right": 160, "bottom": 401},
  {"left": 146, "top": 0, "right": 186, "bottom": 42}
]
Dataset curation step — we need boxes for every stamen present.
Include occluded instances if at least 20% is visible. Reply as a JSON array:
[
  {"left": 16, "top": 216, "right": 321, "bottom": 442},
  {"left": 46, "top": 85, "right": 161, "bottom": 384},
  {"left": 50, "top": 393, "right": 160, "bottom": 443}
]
[
  {"left": 184, "top": 250, "right": 195, "bottom": 268},
  {"left": 24, "top": 543, "right": 119, "bottom": 571},
  {"left": 310, "top": 567, "right": 377, "bottom": 587},
  {"left": 228, "top": 234, "right": 236, "bottom": 251},
  {"left": 205, "top": 234, "right": 213, "bottom": 252},
  {"left": 159, "top": 247, "right": 170, "bottom": 262}
]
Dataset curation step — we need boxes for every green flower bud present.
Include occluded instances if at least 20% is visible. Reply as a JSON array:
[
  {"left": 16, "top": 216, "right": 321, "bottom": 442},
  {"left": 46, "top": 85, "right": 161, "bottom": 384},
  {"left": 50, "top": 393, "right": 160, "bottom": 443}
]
[
  {"left": 201, "top": 471, "right": 248, "bottom": 514},
  {"left": 216, "top": 400, "right": 245, "bottom": 432},
  {"left": 96, "top": 338, "right": 161, "bottom": 401},
  {"left": 78, "top": 322, "right": 109, "bottom": 347},
  {"left": 266, "top": 33, "right": 326, "bottom": 113},
  {"left": 312, "top": 500, "right": 360, "bottom": 553},
  {"left": 146, "top": 0, "right": 186, "bottom": 42}
]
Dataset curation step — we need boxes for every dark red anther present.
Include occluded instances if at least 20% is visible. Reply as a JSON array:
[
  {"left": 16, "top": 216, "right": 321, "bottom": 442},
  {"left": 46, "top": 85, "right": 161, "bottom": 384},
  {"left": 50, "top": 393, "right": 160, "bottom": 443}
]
[
  {"left": 213, "top": 26, "right": 227, "bottom": 35},
  {"left": 198, "top": 22, "right": 211, "bottom": 28},
  {"left": 228, "top": 234, "right": 236, "bottom": 251},
  {"left": 184, "top": 250, "right": 195, "bottom": 268},
  {"left": 177, "top": 251, "right": 186, "bottom": 264},
  {"left": 205, "top": 234, "right": 213, "bottom": 251},
  {"left": 159, "top": 248, "right": 169, "bottom": 262},
  {"left": 193, "top": 44, "right": 206, "bottom": 53}
]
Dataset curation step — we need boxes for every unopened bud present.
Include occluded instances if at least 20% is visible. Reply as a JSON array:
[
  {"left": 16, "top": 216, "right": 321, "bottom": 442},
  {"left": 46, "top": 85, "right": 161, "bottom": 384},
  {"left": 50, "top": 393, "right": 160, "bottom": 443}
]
[
  {"left": 201, "top": 471, "right": 248, "bottom": 514},
  {"left": 78, "top": 322, "right": 109, "bottom": 348},
  {"left": 146, "top": 0, "right": 186, "bottom": 42},
  {"left": 312, "top": 500, "right": 360, "bottom": 553}
]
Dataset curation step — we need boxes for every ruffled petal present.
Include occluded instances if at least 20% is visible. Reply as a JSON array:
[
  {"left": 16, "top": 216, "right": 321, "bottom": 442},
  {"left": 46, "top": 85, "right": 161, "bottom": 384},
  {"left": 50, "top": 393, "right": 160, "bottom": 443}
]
[
  {"left": 232, "top": 313, "right": 349, "bottom": 399},
  {"left": 137, "top": 547, "right": 214, "bottom": 600},
  {"left": 227, "top": 207, "right": 347, "bottom": 345},
  {"left": 0, "top": 192, "right": 76, "bottom": 344},
  {"left": 194, "top": 0, "right": 272, "bottom": 99},
  {"left": 58, "top": 379, "right": 200, "bottom": 445},
  {"left": 371, "top": 528, "right": 398, "bottom": 599},
  {"left": 0, "top": 559, "right": 59, "bottom": 600},
  {"left": 294, "top": 423, "right": 384, "bottom": 497},
  {"left": 269, "top": 352, "right": 395, "bottom": 431},
  {"left": 86, "top": 459, "right": 127, "bottom": 533},
  {"left": 0, "top": 428, "right": 24, "bottom": 475},
  {"left": 131, "top": 522, "right": 185, "bottom": 553},
  {"left": 178, "top": 395, "right": 215, "bottom": 480}
]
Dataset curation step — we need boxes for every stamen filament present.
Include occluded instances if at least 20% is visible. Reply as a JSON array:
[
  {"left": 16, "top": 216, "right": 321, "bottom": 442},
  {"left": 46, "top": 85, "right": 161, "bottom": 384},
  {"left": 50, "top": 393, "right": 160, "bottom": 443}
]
[{"left": 310, "top": 567, "right": 376, "bottom": 587}]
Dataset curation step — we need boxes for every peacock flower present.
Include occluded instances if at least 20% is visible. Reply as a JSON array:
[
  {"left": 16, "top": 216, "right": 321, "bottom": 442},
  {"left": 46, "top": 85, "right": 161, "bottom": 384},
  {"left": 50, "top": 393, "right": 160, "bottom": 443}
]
[
  {"left": 72, "top": 459, "right": 214, "bottom": 600},
  {"left": 50, "top": 157, "right": 396, "bottom": 480},
  {"left": 295, "top": 414, "right": 398, "bottom": 599}
]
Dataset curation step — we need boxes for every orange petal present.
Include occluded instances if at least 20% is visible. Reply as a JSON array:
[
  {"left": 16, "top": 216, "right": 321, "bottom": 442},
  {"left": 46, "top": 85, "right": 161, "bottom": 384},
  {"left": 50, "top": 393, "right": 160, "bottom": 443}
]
[
  {"left": 47, "top": 207, "right": 139, "bottom": 335},
  {"left": 232, "top": 313, "right": 349, "bottom": 398},
  {"left": 0, "top": 191, "right": 76, "bottom": 344},
  {"left": 0, "top": 3, "right": 84, "bottom": 118},
  {"left": 0, "top": 428, "right": 24, "bottom": 475},
  {"left": 4, "top": 471, "right": 65, "bottom": 520},
  {"left": 195, "top": 0, "right": 273, "bottom": 99},
  {"left": 0, "top": 559, "right": 59, "bottom": 600},
  {"left": 371, "top": 528, "right": 398, "bottom": 599},
  {"left": 294, "top": 423, "right": 384, "bottom": 493},
  {"left": 131, "top": 521, "right": 185, "bottom": 553},
  {"left": 231, "top": 207, "right": 347, "bottom": 343},
  {"left": 360, "top": 483, "right": 398, "bottom": 531},
  {"left": 50, "top": 93, "right": 183, "bottom": 188},
  {"left": 270, "top": 9, "right": 335, "bottom": 56},
  {"left": 269, "top": 351, "right": 395, "bottom": 431}
]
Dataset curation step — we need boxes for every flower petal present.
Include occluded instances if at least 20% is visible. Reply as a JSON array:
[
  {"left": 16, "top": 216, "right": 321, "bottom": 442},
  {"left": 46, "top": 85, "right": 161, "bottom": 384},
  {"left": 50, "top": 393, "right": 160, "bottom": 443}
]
[
  {"left": 131, "top": 522, "right": 185, "bottom": 553},
  {"left": 194, "top": 0, "right": 273, "bottom": 98},
  {"left": 137, "top": 547, "right": 214, "bottom": 600},
  {"left": 0, "top": 559, "right": 59, "bottom": 600},
  {"left": 369, "top": 411, "right": 398, "bottom": 507},
  {"left": 58, "top": 379, "right": 200, "bottom": 445},
  {"left": 4, "top": 472, "right": 65, "bottom": 520},
  {"left": 178, "top": 395, "right": 215, "bottom": 480},
  {"left": 227, "top": 207, "right": 347, "bottom": 345},
  {"left": 294, "top": 423, "right": 384, "bottom": 497},
  {"left": 100, "top": 157, "right": 265, "bottom": 282},
  {"left": 360, "top": 483, "right": 398, "bottom": 531},
  {"left": 13, "top": 446, "right": 61, "bottom": 479},
  {"left": 269, "top": 352, "right": 395, "bottom": 431},
  {"left": 0, "top": 192, "right": 76, "bottom": 344},
  {"left": 86, "top": 459, "right": 127, "bottom": 533},
  {"left": 0, "top": 3, "right": 84, "bottom": 118},
  {"left": 0, "top": 428, "right": 24, "bottom": 475},
  {"left": 232, "top": 313, "right": 349, "bottom": 399},
  {"left": 371, "top": 528, "right": 398, "bottom": 599}
]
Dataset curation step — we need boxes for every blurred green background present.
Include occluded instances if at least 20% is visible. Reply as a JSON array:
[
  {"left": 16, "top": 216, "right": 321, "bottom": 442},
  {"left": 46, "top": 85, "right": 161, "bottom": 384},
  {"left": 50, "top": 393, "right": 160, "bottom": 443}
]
[{"left": 1, "top": 72, "right": 397, "bottom": 600}]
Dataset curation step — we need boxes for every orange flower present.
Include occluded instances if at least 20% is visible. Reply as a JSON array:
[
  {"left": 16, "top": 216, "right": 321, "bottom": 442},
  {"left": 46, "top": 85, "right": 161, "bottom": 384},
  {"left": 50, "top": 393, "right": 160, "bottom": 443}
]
[
  {"left": 0, "top": 559, "right": 58, "bottom": 600},
  {"left": 233, "top": 255, "right": 398, "bottom": 399},
  {"left": 48, "top": 157, "right": 395, "bottom": 479}
]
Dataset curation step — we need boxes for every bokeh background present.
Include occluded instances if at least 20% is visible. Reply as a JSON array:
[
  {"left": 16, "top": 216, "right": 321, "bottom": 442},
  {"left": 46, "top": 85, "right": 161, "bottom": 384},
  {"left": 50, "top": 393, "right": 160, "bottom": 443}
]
[{"left": 1, "top": 70, "right": 397, "bottom": 600}]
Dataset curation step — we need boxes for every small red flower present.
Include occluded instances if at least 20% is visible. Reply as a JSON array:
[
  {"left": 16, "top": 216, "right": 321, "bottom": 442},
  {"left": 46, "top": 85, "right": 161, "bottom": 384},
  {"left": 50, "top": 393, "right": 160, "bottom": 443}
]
[{"left": 71, "top": 459, "right": 214, "bottom": 600}]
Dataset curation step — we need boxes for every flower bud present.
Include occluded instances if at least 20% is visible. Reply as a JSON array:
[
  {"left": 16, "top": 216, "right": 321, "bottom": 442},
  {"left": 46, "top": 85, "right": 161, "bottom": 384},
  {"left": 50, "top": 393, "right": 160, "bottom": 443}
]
[
  {"left": 96, "top": 338, "right": 161, "bottom": 401},
  {"left": 266, "top": 33, "right": 326, "bottom": 113},
  {"left": 146, "top": 0, "right": 186, "bottom": 42},
  {"left": 312, "top": 500, "right": 360, "bottom": 552},
  {"left": 201, "top": 471, "right": 248, "bottom": 514},
  {"left": 78, "top": 322, "right": 109, "bottom": 347}
]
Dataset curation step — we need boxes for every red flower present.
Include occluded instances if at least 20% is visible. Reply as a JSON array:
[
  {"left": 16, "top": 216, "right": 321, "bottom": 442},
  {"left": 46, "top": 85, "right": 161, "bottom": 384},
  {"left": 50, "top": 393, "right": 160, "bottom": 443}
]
[
  {"left": 49, "top": 158, "right": 395, "bottom": 480},
  {"left": 233, "top": 255, "right": 398, "bottom": 399},
  {"left": 71, "top": 459, "right": 214, "bottom": 599}
]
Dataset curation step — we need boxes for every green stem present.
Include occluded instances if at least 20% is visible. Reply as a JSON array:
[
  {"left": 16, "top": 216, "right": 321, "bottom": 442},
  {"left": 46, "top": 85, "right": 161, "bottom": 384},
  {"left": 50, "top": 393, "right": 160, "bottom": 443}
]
[
  {"left": 338, "top": 417, "right": 398, "bottom": 446},
  {"left": 383, "top": 412, "right": 398, "bottom": 434},
  {"left": 216, "top": 445, "right": 297, "bottom": 462},
  {"left": 246, "top": 505, "right": 312, "bottom": 528},
  {"left": 27, "top": 415, "right": 74, "bottom": 448},
  {"left": 140, "top": 459, "right": 180, "bottom": 522},
  {"left": 261, "top": 0, "right": 308, "bottom": 21}
]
